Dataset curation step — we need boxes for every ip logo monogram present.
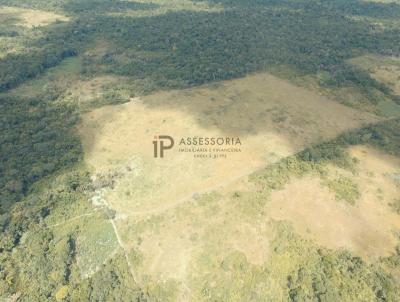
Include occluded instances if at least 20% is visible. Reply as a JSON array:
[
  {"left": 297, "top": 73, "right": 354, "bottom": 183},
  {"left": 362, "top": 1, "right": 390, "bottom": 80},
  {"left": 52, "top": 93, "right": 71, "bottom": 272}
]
[{"left": 153, "top": 135, "right": 174, "bottom": 158}]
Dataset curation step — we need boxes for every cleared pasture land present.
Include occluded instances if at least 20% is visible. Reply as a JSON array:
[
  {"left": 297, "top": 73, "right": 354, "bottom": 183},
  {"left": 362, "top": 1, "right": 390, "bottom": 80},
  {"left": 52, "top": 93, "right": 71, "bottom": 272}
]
[
  {"left": 348, "top": 54, "right": 400, "bottom": 116},
  {"left": 79, "top": 73, "right": 378, "bottom": 214},
  {"left": 107, "top": 0, "right": 222, "bottom": 18},
  {"left": 0, "top": 6, "right": 68, "bottom": 28},
  {"left": 268, "top": 145, "right": 400, "bottom": 260},
  {"left": 349, "top": 55, "right": 400, "bottom": 96},
  {"left": 0, "top": 5, "right": 69, "bottom": 59},
  {"left": 76, "top": 72, "right": 400, "bottom": 299}
]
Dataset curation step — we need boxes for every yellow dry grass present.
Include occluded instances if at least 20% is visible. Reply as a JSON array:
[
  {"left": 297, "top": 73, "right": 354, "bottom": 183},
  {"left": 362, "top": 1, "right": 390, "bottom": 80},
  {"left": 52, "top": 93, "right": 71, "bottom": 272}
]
[
  {"left": 0, "top": 6, "right": 69, "bottom": 28},
  {"left": 79, "top": 72, "right": 378, "bottom": 215},
  {"left": 349, "top": 54, "right": 400, "bottom": 95},
  {"left": 107, "top": 0, "right": 222, "bottom": 18},
  {"left": 114, "top": 176, "right": 270, "bottom": 285},
  {"left": 267, "top": 145, "right": 400, "bottom": 260},
  {"left": 78, "top": 73, "right": 390, "bottom": 288}
]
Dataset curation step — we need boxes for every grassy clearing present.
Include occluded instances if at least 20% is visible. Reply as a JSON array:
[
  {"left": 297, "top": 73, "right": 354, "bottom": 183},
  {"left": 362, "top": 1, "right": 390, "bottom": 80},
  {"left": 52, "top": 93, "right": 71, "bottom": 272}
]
[
  {"left": 194, "top": 220, "right": 400, "bottom": 301},
  {"left": 348, "top": 54, "right": 400, "bottom": 115},
  {"left": 116, "top": 195, "right": 400, "bottom": 301},
  {"left": 76, "top": 74, "right": 400, "bottom": 295},
  {"left": 272, "top": 64, "right": 400, "bottom": 116},
  {"left": 0, "top": 5, "right": 68, "bottom": 59},
  {"left": 79, "top": 72, "right": 377, "bottom": 215},
  {"left": 0, "top": 36, "right": 24, "bottom": 59},
  {"left": 377, "top": 99, "right": 400, "bottom": 117},
  {"left": 74, "top": 214, "right": 119, "bottom": 277},
  {"left": 78, "top": 86, "right": 399, "bottom": 298},
  {"left": 266, "top": 144, "right": 400, "bottom": 259},
  {"left": 4, "top": 56, "right": 81, "bottom": 98},
  {"left": 0, "top": 6, "right": 68, "bottom": 28},
  {"left": 244, "top": 119, "right": 400, "bottom": 258},
  {"left": 3, "top": 54, "right": 132, "bottom": 111},
  {"left": 106, "top": 0, "right": 223, "bottom": 18}
]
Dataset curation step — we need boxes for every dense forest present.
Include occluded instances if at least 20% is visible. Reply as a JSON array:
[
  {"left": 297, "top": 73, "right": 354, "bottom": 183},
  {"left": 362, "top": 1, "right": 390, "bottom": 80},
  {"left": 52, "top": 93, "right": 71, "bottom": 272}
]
[
  {"left": 1, "top": 0, "right": 400, "bottom": 95},
  {"left": 0, "top": 0, "right": 400, "bottom": 301}
]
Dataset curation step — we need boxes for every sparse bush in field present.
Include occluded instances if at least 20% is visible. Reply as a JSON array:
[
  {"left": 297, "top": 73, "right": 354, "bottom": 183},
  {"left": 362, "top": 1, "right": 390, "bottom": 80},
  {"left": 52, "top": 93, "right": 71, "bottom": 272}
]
[
  {"left": 389, "top": 199, "right": 400, "bottom": 215},
  {"left": 189, "top": 221, "right": 400, "bottom": 301},
  {"left": 339, "top": 118, "right": 400, "bottom": 157},
  {"left": 250, "top": 142, "right": 354, "bottom": 197},
  {"left": 299, "top": 142, "right": 357, "bottom": 170},
  {"left": 381, "top": 232, "right": 400, "bottom": 269},
  {"left": 250, "top": 156, "right": 319, "bottom": 191},
  {"left": 271, "top": 222, "right": 400, "bottom": 302},
  {"left": 323, "top": 176, "right": 360, "bottom": 205}
]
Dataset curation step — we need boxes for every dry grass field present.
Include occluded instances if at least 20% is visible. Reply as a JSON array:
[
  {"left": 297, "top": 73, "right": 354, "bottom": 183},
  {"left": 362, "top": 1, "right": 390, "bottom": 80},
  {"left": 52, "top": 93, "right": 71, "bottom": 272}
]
[
  {"left": 0, "top": 6, "right": 69, "bottom": 59},
  {"left": 349, "top": 55, "right": 400, "bottom": 96},
  {"left": 0, "top": 6, "right": 69, "bottom": 28},
  {"left": 268, "top": 145, "right": 400, "bottom": 260},
  {"left": 79, "top": 73, "right": 378, "bottom": 214},
  {"left": 348, "top": 55, "right": 400, "bottom": 116},
  {"left": 107, "top": 0, "right": 222, "bottom": 18},
  {"left": 75, "top": 72, "right": 400, "bottom": 298}
]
